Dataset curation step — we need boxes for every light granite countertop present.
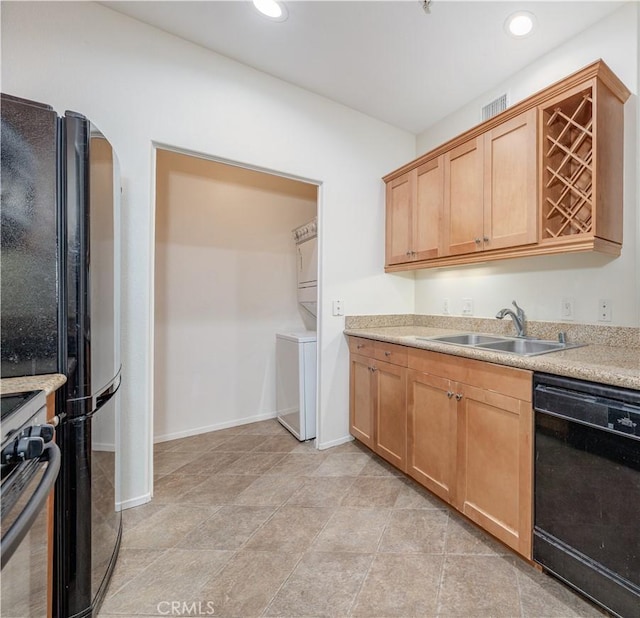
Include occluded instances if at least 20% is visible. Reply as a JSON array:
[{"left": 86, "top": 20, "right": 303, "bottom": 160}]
[
  {"left": 0, "top": 374, "right": 67, "bottom": 396},
  {"left": 344, "top": 318, "right": 640, "bottom": 391}
]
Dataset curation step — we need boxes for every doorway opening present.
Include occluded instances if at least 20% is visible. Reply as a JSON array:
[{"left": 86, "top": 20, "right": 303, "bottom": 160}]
[{"left": 153, "top": 147, "right": 319, "bottom": 452}]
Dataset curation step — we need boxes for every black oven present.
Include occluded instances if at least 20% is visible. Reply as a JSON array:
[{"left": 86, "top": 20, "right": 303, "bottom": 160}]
[
  {"left": 533, "top": 373, "right": 640, "bottom": 618},
  {"left": 1, "top": 390, "right": 60, "bottom": 617}
]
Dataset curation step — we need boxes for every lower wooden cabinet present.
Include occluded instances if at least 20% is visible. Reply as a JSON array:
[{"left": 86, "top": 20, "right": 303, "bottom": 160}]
[
  {"left": 349, "top": 338, "right": 407, "bottom": 471},
  {"left": 454, "top": 382, "right": 533, "bottom": 558},
  {"left": 373, "top": 360, "right": 406, "bottom": 471},
  {"left": 349, "top": 353, "right": 375, "bottom": 448},
  {"left": 407, "top": 371, "right": 456, "bottom": 503},
  {"left": 349, "top": 336, "right": 533, "bottom": 559}
]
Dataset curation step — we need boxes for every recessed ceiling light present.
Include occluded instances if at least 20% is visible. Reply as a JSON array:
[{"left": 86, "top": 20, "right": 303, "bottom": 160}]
[
  {"left": 253, "top": 0, "right": 288, "bottom": 22},
  {"left": 505, "top": 11, "right": 536, "bottom": 38}
]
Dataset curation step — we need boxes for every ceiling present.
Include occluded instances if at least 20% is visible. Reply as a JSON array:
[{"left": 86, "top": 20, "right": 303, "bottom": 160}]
[{"left": 102, "top": 1, "right": 624, "bottom": 134}]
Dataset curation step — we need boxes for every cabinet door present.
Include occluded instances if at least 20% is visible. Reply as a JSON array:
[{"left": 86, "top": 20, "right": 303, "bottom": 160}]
[
  {"left": 413, "top": 158, "right": 443, "bottom": 261},
  {"left": 349, "top": 354, "right": 374, "bottom": 448},
  {"left": 374, "top": 361, "right": 407, "bottom": 472},
  {"left": 455, "top": 384, "right": 533, "bottom": 558},
  {"left": 484, "top": 109, "right": 537, "bottom": 251},
  {"left": 407, "top": 370, "right": 456, "bottom": 503},
  {"left": 444, "top": 137, "right": 484, "bottom": 256},
  {"left": 385, "top": 172, "right": 413, "bottom": 265}
]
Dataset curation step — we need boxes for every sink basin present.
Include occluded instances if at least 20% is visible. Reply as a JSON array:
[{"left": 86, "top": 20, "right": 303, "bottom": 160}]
[
  {"left": 477, "top": 339, "right": 568, "bottom": 356},
  {"left": 421, "top": 334, "right": 508, "bottom": 346},
  {"left": 416, "top": 332, "right": 585, "bottom": 357}
]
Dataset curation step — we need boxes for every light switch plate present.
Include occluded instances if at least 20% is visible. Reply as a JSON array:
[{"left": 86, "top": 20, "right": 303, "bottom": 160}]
[
  {"left": 561, "top": 297, "right": 575, "bottom": 320},
  {"left": 462, "top": 298, "right": 473, "bottom": 315}
]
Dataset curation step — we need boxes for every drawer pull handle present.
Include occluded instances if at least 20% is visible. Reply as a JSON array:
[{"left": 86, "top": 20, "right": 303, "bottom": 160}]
[
  {"left": 455, "top": 393, "right": 463, "bottom": 401},
  {"left": 447, "top": 391, "right": 454, "bottom": 398},
  {"left": 357, "top": 344, "right": 364, "bottom": 349},
  {"left": 384, "top": 351, "right": 391, "bottom": 357}
]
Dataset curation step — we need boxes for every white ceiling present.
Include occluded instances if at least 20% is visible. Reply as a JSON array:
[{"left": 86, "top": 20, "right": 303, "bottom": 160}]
[{"left": 102, "top": 0, "right": 624, "bottom": 134}]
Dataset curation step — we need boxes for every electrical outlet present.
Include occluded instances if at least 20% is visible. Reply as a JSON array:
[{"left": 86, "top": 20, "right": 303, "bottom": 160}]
[
  {"left": 443, "top": 298, "right": 450, "bottom": 315},
  {"left": 332, "top": 300, "right": 344, "bottom": 316},
  {"left": 598, "top": 299, "right": 612, "bottom": 322},
  {"left": 561, "top": 297, "right": 575, "bottom": 320},
  {"left": 462, "top": 298, "right": 474, "bottom": 316}
]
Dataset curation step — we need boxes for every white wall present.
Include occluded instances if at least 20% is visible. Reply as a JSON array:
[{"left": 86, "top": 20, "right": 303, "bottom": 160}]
[
  {"left": 414, "top": 4, "right": 639, "bottom": 327},
  {"left": 1, "top": 1, "right": 416, "bottom": 507},
  {"left": 154, "top": 150, "right": 316, "bottom": 440}
]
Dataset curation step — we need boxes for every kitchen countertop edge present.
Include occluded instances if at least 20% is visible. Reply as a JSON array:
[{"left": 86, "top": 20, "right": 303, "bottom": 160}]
[
  {"left": 0, "top": 374, "right": 67, "bottom": 396},
  {"left": 344, "top": 326, "right": 640, "bottom": 391}
]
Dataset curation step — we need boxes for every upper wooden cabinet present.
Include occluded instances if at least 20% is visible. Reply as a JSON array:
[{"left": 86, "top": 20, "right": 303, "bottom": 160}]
[
  {"left": 444, "top": 136, "right": 484, "bottom": 256},
  {"left": 484, "top": 109, "right": 538, "bottom": 251},
  {"left": 539, "top": 78, "right": 624, "bottom": 254},
  {"left": 386, "top": 173, "right": 413, "bottom": 265},
  {"left": 384, "top": 60, "right": 630, "bottom": 271},
  {"left": 443, "top": 109, "right": 537, "bottom": 257},
  {"left": 386, "top": 157, "right": 443, "bottom": 265}
]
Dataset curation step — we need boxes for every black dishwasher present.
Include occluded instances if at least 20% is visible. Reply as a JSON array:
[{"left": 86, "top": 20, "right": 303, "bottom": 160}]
[{"left": 533, "top": 373, "right": 640, "bottom": 618}]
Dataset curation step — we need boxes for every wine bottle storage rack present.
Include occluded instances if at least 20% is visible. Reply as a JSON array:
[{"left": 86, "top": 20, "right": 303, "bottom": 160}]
[{"left": 541, "top": 87, "right": 594, "bottom": 240}]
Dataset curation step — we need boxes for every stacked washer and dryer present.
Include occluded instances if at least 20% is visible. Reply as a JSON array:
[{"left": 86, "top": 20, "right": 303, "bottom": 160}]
[{"left": 275, "top": 218, "right": 317, "bottom": 441}]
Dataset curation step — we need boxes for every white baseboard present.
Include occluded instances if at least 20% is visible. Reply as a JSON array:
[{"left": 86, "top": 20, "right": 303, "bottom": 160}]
[
  {"left": 317, "top": 434, "right": 354, "bottom": 450},
  {"left": 93, "top": 442, "right": 115, "bottom": 452},
  {"left": 117, "top": 493, "right": 151, "bottom": 512},
  {"left": 153, "top": 412, "right": 278, "bottom": 443}
]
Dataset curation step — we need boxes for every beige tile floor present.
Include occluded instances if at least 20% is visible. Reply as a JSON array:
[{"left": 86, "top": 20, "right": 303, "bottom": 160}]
[{"left": 99, "top": 419, "right": 606, "bottom": 618}]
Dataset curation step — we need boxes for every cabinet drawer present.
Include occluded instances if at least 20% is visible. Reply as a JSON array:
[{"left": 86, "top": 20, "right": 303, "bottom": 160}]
[
  {"left": 374, "top": 342, "right": 408, "bottom": 366},
  {"left": 408, "top": 347, "right": 531, "bottom": 401},
  {"left": 349, "top": 337, "right": 376, "bottom": 357}
]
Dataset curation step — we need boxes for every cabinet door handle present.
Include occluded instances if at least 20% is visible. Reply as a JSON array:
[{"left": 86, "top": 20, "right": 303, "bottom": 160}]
[
  {"left": 455, "top": 393, "right": 463, "bottom": 401},
  {"left": 483, "top": 236, "right": 490, "bottom": 243},
  {"left": 406, "top": 250, "right": 412, "bottom": 257},
  {"left": 384, "top": 351, "right": 391, "bottom": 357},
  {"left": 474, "top": 238, "right": 481, "bottom": 244},
  {"left": 446, "top": 391, "right": 454, "bottom": 398},
  {"left": 371, "top": 367, "right": 378, "bottom": 372},
  {"left": 357, "top": 344, "right": 364, "bottom": 349}
]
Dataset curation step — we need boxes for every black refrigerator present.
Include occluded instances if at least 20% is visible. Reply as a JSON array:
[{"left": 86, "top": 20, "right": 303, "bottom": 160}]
[{"left": 1, "top": 94, "right": 122, "bottom": 618}]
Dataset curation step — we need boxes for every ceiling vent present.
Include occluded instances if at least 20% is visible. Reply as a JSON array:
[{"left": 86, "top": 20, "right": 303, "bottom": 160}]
[{"left": 481, "top": 93, "right": 509, "bottom": 121}]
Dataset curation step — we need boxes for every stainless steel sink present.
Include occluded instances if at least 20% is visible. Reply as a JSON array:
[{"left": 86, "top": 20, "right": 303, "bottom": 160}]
[
  {"left": 416, "top": 332, "right": 585, "bottom": 357},
  {"left": 476, "top": 339, "right": 568, "bottom": 355},
  {"left": 421, "top": 334, "right": 507, "bottom": 346}
]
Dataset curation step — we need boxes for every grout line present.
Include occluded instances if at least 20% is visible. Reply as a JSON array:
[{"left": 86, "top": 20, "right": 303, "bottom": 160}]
[
  {"left": 514, "top": 555, "right": 526, "bottom": 618},
  {"left": 259, "top": 549, "right": 307, "bottom": 617},
  {"left": 434, "top": 512, "right": 450, "bottom": 617},
  {"left": 102, "top": 546, "right": 171, "bottom": 601},
  {"left": 343, "top": 493, "right": 396, "bottom": 616}
]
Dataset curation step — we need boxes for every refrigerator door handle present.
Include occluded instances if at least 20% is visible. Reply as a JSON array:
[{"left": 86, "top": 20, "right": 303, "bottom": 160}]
[{"left": 66, "top": 368, "right": 121, "bottom": 416}]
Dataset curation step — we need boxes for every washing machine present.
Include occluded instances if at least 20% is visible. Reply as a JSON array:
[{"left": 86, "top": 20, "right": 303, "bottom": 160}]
[{"left": 275, "top": 331, "right": 317, "bottom": 441}]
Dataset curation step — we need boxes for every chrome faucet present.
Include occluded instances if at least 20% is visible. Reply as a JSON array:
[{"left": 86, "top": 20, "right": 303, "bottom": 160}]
[{"left": 496, "top": 300, "right": 526, "bottom": 337}]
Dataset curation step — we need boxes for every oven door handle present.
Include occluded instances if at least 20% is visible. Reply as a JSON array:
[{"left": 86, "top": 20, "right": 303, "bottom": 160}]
[{"left": 0, "top": 442, "right": 61, "bottom": 569}]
